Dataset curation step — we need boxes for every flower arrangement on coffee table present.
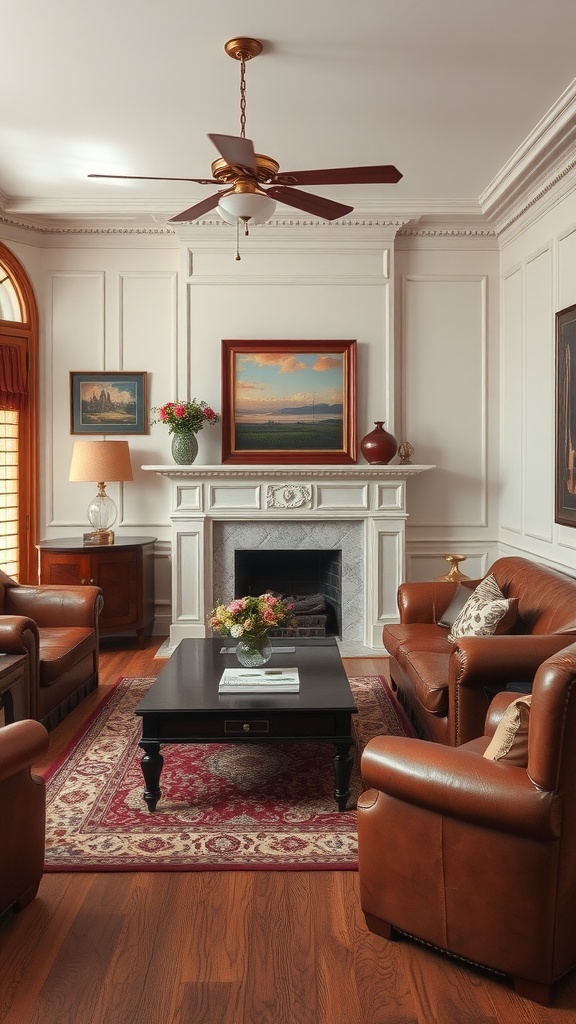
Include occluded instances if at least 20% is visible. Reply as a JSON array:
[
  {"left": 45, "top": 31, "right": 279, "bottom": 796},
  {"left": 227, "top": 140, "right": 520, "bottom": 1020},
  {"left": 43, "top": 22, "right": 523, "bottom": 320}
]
[{"left": 209, "top": 593, "right": 295, "bottom": 666}]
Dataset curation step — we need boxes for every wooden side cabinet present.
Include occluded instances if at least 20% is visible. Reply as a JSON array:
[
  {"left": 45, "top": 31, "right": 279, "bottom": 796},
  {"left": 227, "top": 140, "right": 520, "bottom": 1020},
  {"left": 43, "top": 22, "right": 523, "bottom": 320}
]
[{"left": 37, "top": 537, "right": 156, "bottom": 648}]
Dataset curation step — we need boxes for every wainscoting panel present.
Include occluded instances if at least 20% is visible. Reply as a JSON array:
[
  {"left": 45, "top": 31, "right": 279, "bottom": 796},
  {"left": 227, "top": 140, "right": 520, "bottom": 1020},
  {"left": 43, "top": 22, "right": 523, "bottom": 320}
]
[
  {"left": 48, "top": 271, "right": 105, "bottom": 526},
  {"left": 524, "top": 247, "right": 554, "bottom": 544},
  {"left": 401, "top": 274, "right": 488, "bottom": 528},
  {"left": 500, "top": 266, "right": 523, "bottom": 536}
]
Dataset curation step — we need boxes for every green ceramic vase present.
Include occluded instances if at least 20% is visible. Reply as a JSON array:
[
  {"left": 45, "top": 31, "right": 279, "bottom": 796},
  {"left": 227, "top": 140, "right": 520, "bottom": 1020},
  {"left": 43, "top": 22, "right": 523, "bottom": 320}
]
[{"left": 171, "top": 431, "right": 199, "bottom": 465}]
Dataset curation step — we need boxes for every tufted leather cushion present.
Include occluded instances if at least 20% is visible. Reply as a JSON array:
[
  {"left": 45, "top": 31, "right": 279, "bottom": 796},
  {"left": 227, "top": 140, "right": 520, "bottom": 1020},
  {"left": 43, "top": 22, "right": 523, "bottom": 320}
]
[{"left": 384, "top": 623, "right": 451, "bottom": 661}]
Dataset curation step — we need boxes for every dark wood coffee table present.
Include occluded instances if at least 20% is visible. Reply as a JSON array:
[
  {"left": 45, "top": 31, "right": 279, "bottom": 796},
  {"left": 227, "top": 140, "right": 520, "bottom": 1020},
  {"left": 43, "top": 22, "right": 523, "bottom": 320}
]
[{"left": 135, "top": 637, "right": 358, "bottom": 812}]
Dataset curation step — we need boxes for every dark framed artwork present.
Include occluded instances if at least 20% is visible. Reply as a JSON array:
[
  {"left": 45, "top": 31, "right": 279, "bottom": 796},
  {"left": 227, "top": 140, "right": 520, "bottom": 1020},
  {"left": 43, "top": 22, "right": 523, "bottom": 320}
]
[
  {"left": 555, "top": 304, "right": 576, "bottom": 525},
  {"left": 221, "top": 339, "right": 357, "bottom": 464},
  {"left": 70, "top": 371, "right": 148, "bottom": 434}
]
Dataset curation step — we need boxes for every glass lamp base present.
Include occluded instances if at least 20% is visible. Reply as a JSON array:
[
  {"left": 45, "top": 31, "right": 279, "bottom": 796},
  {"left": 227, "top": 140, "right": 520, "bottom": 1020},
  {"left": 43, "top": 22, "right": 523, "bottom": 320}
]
[{"left": 83, "top": 529, "right": 115, "bottom": 545}]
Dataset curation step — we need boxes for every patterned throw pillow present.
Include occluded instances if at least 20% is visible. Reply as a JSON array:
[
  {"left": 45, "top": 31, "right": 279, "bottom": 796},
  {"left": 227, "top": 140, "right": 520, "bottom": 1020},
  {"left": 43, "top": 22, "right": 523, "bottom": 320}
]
[
  {"left": 447, "top": 573, "right": 518, "bottom": 643},
  {"left": 483, "top": 694, "right": 532, "bottom": 767}
]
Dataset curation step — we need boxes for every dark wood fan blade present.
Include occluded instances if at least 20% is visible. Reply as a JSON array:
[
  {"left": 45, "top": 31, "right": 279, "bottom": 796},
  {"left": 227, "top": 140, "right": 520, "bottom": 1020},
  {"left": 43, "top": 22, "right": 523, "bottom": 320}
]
[
  {"left": 266, "top": 186, "right": 353, "bottom": 221},
  {"left": 208, "top": 134, "right": 258, "bottom": 175},
  {"left": 88, "top": 173, "right": 219, "bottom": 185},
  {"left": 169, "top": 193, "right": 222, "bottom": 223},
  {"left": 273, "top": 165, "right": 403, "bottom": 186}
]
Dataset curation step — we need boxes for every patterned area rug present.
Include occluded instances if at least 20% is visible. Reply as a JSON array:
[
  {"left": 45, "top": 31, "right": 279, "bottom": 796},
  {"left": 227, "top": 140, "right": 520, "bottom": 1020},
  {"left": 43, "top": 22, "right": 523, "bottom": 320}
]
[{"left": 43, "top": 675, "right": 413, "bottom": 872}]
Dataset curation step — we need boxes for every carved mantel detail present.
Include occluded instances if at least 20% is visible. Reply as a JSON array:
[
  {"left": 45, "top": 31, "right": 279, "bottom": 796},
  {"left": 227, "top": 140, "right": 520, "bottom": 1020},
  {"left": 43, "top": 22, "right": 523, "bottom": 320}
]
[{"left": 266, "top": 484, "right": 312, "bottom": 509}]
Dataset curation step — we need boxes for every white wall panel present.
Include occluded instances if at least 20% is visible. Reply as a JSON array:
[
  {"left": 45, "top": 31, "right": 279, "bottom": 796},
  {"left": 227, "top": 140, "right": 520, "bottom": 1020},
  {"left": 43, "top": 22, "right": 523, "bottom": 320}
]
[
  {"left": 402, "top": 275, "right": 487, "bottom": 527},
  {"left": 119, "top": 272, "right": 178, "bottom": 527},
  {"left": 500, "top": 268, "right": 523, "bottom": 533},
  {"left": 120, "top": 272, "right": 176, "bottom": 368},
  {"left": 524, "top": 248, "right": 554, "bottom": 542},
  {"left": 48, "top": 272, "right": 105, "bottom": 526},
  {"left": 558, "top": 226, "right": 576, "bottom": 311}
]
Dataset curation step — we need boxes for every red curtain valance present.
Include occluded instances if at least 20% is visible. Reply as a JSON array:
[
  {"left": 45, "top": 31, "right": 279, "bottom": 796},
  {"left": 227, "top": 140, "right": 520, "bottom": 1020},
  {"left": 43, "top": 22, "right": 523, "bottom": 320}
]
[{"left": 0, "top": 344, "right": 28, "bottom": 411}]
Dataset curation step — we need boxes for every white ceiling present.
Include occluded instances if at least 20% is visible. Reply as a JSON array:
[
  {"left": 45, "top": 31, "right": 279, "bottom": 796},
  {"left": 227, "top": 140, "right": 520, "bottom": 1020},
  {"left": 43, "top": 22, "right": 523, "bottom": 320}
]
[{"left": 2, "top": 0, "right": 576, "bottom": 226}]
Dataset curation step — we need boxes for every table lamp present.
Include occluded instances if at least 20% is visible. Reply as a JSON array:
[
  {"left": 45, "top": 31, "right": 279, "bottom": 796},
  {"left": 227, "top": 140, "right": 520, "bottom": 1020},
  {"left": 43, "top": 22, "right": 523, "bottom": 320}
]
[{"left": 69, "top": 439, "right": 133, "bottom": 544}]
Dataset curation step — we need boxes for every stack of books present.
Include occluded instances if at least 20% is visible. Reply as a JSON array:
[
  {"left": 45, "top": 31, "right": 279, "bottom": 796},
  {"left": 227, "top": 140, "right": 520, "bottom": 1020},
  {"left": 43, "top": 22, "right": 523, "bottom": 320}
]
[{"left": 218, "top": 667, "right": 300, "bottom": 693}]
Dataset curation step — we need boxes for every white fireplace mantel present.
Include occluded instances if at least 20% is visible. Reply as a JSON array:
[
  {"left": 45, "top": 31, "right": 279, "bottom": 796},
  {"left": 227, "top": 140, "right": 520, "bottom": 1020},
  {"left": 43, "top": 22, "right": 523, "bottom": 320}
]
[{"left": 142, "top": 463, "right": 434, "bottom": 649}]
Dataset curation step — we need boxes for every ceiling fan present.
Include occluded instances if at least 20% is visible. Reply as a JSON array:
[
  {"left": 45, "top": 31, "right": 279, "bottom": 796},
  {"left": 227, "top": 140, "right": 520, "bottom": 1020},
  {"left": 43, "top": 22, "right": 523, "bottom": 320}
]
[{"left": 89, "top": 37, "right": 402, "bottom": 231}]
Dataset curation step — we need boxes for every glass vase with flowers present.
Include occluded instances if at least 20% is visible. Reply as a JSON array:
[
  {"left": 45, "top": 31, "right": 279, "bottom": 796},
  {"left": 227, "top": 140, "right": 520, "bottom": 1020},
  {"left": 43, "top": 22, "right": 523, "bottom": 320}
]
[
  {"left": 209, "top": 593, "right": 295, "bottom": 667},
  {"left": 151, "top": 399, "right": 220, "bottom": 464}
]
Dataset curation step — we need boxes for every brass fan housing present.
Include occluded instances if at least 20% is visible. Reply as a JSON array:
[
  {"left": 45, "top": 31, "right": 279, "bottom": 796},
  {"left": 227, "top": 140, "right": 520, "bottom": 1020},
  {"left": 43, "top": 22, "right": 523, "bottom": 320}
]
[
  {"left": 220, "top": 179, "right": 270, "bottom": 200},
  {"left": 211, "top": 154, "right": 280, "bottom": 185}
]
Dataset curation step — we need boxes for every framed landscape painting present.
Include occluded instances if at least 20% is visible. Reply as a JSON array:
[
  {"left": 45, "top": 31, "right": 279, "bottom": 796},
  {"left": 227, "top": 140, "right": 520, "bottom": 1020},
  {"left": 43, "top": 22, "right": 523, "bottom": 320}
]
[
  {"left": 555, "top": 303, "right": 576, "bottom": 526},
  {"left": 221, "top": 340, "right": 357, "bottom": 464},
  {"left": 70, "top": 371, "right": 148, "bottom": 434}
]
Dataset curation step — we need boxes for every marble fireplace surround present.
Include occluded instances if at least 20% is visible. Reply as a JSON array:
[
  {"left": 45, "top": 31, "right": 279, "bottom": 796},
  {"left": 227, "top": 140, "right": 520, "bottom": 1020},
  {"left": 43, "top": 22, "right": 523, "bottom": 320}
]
[{"left": 142, "top": 464, "right": 433, "bottom": 651}]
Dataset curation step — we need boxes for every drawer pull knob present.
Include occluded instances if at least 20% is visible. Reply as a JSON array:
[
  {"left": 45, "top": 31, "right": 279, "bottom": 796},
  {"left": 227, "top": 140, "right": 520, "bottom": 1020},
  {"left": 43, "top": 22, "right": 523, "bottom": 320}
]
[{"left": 224, "top": 719, "right": 269, "bottom": 734}]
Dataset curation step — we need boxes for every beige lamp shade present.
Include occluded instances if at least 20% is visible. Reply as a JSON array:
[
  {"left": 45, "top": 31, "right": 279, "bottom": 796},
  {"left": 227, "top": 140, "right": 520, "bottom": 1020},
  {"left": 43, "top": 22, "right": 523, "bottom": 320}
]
[
  {"left": 69, "top": 440, "right": 133, "bottom": 544},
  {"left": 69, "top": 440, "right": 133, "bottom": 483}
]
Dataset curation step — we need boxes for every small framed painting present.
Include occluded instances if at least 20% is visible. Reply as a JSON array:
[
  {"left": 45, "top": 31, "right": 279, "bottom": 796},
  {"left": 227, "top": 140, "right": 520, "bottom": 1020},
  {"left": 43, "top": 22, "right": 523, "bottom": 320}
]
[
  {"left": 221, "top": 339, "right": 357, "bottom": 464},
  {"left": 70, "top": 371, "right": 148, "bottom": 434},
  {"left": 556, "top": 304, "right": 576, "bottom": 525}
]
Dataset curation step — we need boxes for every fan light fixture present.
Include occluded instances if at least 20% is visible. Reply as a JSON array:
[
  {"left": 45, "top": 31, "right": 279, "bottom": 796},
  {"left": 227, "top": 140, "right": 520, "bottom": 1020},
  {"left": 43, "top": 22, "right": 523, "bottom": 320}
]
[
  {"left": 69, "top": 440, "right": 133, "bottom": 545},
  {"left": 217, "top": 190, "right": 276, "bottom": 227}
]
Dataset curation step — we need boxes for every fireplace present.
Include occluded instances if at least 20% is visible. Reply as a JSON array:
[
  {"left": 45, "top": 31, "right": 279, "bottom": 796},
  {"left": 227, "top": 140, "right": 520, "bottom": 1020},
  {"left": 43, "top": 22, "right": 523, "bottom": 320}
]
[
  {"left": 234, "top": 548, "right": 342, "bottom": 637},
  {"left": 141, "top": 462, "right": 434, "bottom": 650},
  {"left": 213, "top": 519, "right": 363, "bottom": 642}
]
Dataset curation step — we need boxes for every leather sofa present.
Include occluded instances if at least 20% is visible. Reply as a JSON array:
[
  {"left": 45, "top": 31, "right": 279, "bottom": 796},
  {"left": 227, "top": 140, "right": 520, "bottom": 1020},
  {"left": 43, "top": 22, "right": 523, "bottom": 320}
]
[
  {"left": 0, "top": 569, "right": 103, "bottom": 730},
  {"left": 383, "top": 555, "right": 576, "bottom": 745},
  {"left": 357, "top": 641, "right": 576, "bottom": 1005},
  {"left": 1, "top": 719, "right": 49, "bottom": 915}
]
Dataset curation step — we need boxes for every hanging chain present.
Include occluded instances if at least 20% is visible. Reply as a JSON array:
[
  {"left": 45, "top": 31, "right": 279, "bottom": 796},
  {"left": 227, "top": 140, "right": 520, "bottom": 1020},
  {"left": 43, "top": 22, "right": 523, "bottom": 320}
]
[{"left": 239, "top": 56, "right": 247, "bottom": 139}]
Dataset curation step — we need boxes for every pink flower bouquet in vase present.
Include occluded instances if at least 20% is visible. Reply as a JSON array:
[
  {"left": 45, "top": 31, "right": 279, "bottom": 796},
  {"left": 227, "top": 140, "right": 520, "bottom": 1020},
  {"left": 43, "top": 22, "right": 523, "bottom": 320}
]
[
  {"left": 209, "top": 593, "right": 295, "bottom": 666},
  {"left": 151, "top": 399, "right": 220, "bottom": 464}
]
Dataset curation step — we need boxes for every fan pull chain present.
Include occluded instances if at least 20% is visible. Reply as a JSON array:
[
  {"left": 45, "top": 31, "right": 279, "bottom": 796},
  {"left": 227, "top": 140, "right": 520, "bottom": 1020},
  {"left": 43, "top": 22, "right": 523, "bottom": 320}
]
[
  {"left": 239, "top": 57, "right": 247, "bottom": 139},
  {"left": 235, "top": 218, "right": 241, "bottom": 261}
]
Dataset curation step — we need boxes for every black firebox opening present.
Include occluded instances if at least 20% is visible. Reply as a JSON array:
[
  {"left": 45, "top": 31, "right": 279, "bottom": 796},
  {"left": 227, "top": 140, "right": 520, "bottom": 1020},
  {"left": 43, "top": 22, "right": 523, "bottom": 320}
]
[{"left": 234, "top": 549, "right": 342, "bottom": 637}]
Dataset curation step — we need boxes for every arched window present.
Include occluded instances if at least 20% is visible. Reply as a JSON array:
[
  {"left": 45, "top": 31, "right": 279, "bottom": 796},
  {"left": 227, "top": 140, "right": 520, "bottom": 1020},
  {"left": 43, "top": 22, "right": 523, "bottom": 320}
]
[{"left": 0, "top": 243, "right": 39, "bottom": 582}]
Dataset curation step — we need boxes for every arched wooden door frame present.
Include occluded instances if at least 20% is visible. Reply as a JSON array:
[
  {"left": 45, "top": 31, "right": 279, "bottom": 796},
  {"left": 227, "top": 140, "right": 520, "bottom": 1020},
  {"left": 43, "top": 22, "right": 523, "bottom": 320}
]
[{"left": 0, "top": 241, "right": 39, "bottom": 582}]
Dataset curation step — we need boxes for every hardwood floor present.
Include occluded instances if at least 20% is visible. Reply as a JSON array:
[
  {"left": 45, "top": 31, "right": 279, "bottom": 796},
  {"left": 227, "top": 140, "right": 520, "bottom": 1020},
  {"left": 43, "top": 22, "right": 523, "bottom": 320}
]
[{"left": 1, "top": 638, "right": 575, "bottom": 1023}]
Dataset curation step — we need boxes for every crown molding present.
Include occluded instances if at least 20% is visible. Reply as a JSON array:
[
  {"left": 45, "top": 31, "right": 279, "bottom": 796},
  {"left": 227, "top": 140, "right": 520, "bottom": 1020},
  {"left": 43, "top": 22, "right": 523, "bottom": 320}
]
[
  {"left": 480, "top": 78, "right": 576, "bottom": 235},
  {"left": 0, "top": 194, "right": 487, "bottom": 237}
]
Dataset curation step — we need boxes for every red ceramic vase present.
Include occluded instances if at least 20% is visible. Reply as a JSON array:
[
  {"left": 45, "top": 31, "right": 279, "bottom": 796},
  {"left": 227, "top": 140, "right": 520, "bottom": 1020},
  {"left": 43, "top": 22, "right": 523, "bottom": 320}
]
[{"left": 360, "top": 421, "right": 398, "bottom": 464}]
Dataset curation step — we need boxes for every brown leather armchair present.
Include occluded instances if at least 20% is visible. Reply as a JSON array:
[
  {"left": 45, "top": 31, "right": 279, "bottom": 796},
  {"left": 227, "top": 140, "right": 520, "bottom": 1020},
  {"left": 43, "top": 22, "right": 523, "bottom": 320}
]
[
  {"left": 1, "top": 719, "right": 49, "bottom": 915},
  {"left": 0, "top": 569, "right": 103, "bottom": 729},
  {"left": 357, "top": 642, "right": 576, "bottom": 1005}
]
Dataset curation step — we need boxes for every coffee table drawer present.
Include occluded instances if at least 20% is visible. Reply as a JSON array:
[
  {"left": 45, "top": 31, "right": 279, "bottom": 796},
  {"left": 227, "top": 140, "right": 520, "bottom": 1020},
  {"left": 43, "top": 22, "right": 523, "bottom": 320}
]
[{"left": 143, "top": 709, "right": 353, "bottom": 741}]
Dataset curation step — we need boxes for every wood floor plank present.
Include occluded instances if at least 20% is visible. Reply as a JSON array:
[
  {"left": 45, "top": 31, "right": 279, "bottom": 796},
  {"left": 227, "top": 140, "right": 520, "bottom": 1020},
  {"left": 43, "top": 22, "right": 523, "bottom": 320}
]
[
  {"left": 177, "top": 872, "right": 250, "bottom": 984},
  {"left": 87, "top": 873, "right": 184, "bottom": 1024},
  {"left": 241, "top": 872, "right": 318, "bottom": 1024}
]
